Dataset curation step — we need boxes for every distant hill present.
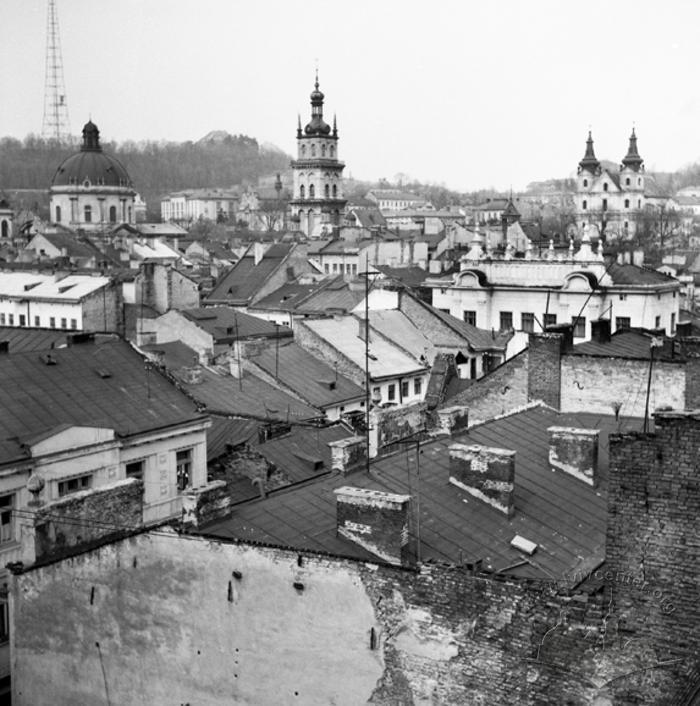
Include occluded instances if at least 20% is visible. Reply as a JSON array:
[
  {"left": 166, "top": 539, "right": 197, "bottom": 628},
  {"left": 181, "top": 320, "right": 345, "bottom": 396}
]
[{"left": 0, "top": 133, "right": 292, "bottom": 220}]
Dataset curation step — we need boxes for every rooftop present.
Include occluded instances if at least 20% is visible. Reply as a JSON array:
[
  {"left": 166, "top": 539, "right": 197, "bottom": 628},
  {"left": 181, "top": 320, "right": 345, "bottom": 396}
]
[
  {"left": 572, "top": 329, "right": 680, "bottom": 361},
  {"left": 0, "top": 338, "right": 204, "bottom": 466},
  {"left": 182, "top": 307, "right": 293, "bottom": 341},
  {"left": 0, "top": 272, "right": 112, "bottom": 301},
  {"left": 199, "top": 405, "right": 641, "bottom": 579}
]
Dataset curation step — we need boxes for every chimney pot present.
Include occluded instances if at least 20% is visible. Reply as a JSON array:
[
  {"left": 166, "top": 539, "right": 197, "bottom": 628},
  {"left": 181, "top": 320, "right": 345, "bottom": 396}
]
[
  {"left": 548, "top": 426, "right": 599, "bottom": 486},
  {"left": 448, "top": 443, "right": 515, "bottom": 516}
]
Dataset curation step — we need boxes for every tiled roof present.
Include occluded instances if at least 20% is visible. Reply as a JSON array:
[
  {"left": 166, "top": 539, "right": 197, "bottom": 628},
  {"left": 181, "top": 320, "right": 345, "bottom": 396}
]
[
  {"left": 301, "top": 316, "right": 427, "bottom": 379},
  {"left": 350, "top": 207, "right": 386, "bottom": 229},
  {"left": 249, "top": 282, "right": 323, "bottom": 313},
  {"left": 206, "top": 244, "right": 292, "bottom": 304},
  {"left": 199, "top": 406, "right": 645, "bottom": 579},
  {"left": 0, "top": 338, "right": 205, "bottom": 467},
  {"left": 607, "top": 263, "right": 678, "bottom": 286},
  {"left": 182, "top": 307, "right": 293, "bottom": 341},
  {"left": 37, "top": 231, "right": 103, "bottom": 259},
  {"left": 250, "top": 340, "right": 365, "bottom": 408}
]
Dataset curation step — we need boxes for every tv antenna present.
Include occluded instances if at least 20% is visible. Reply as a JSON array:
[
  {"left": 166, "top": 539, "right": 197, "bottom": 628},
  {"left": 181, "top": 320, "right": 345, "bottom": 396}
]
[{"left": 41, "top": 0, "right": 71, "bottom": 142}]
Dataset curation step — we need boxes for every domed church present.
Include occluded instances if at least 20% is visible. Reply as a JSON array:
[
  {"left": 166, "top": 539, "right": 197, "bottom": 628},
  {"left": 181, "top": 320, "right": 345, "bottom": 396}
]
[{"left": 50, "top": 120, "right": 136, "bottom": 232}]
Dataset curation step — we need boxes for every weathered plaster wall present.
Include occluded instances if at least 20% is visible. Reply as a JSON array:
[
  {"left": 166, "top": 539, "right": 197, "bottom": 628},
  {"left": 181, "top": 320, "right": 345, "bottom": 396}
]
[{"left": 560, "top": 356, "right": 685, "bottom": 417}]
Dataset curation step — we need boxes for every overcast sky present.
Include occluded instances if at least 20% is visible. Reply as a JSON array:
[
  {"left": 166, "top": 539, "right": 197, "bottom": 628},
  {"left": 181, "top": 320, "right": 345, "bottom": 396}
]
[{"left": 2, "top": 0, "right": 699, "bottom": 192}]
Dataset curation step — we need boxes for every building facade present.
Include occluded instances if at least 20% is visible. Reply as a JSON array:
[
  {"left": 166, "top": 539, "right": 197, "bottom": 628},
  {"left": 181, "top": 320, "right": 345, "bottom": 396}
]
[
  {"left": 289, "top": 74, "right": 347, "bottom": 237},
  {"left": 50, "top": 120, "right": 136, "bottom": 231}
]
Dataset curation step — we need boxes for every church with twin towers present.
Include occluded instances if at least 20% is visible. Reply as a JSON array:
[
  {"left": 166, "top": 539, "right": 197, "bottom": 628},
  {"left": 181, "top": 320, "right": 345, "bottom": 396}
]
[{"left": 289, "top": 73, "right": 347, "bottom": 238}]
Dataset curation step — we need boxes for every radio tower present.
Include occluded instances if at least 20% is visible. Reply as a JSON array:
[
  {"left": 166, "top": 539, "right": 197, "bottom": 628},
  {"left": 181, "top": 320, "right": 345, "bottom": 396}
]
[{"left": 41, "top": 0, "right": 71, "bottom": 142}]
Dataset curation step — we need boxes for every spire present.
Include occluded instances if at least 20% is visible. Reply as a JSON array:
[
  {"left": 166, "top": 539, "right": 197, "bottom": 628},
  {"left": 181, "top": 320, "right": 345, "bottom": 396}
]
[
  {"left": 622, "top": 127, "right": 644, "bottom": 172},
  {"left": 303, "top": 70, "right": 331, "bottom": 137},
  {"left": 578, "top": 130, "right": 600, "bottom": 174},
  {"left": 297, "top": 114, "right": 302, "bottom": 139},
  {"left": 333, "top": 113, "right": 337, "bottom": 138}
]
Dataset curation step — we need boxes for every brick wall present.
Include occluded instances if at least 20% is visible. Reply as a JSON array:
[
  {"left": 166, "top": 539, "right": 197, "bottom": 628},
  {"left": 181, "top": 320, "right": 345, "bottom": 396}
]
[
  {"left": 12, "top": 528, "right": 692, "bottom": 705},
  {"left": 32, "top": 478, "right": 143, "bottom": 563},
  {"left": 444, "top": 350, "right": 528, "bottom": 424},
  {"left": 527, "top": 332, "right": 563, "bottom": 409}
]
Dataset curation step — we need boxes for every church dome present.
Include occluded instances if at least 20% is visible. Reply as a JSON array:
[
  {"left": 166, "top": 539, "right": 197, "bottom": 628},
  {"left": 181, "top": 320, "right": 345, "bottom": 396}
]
[{"left": 51, "top": 120, "right": 133, "bottom": 189}]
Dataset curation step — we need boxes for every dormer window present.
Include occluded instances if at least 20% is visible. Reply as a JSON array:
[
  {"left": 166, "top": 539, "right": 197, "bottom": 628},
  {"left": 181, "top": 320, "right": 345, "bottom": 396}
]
[{"left": 83, "top": 179, "right": 91, "bottom": 188}]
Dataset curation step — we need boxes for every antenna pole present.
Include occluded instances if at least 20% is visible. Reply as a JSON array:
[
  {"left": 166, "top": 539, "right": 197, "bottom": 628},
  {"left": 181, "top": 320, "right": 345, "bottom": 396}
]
[
  {"left": 42, "top": 0, "right": 71, "bottom": 141},
  {"left": 365, "top": 253, "right": 371, "bottom": 474}
]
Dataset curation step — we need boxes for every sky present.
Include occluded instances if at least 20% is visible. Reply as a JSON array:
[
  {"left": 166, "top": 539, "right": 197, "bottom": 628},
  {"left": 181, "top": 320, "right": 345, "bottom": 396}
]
[{"left": 2, "top": 0, "right": 700, "bottom": 192}]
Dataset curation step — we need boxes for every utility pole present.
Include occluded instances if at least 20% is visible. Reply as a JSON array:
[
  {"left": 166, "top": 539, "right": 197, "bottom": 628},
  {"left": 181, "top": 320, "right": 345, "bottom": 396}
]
[{"left": 42, "top": 0, "right": 71, "bottom": 142}]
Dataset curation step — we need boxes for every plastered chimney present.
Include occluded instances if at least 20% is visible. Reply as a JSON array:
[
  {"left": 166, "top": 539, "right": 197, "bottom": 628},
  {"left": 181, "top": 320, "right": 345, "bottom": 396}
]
[
  {"left": 548, "top": 427, "right": 599, "bottom": 486},
  {"left": 328, "top": 437, "right": 367, "bottom": 474},
  {"left": 448, "top": 443, "right": 515, "bottom": 516}
]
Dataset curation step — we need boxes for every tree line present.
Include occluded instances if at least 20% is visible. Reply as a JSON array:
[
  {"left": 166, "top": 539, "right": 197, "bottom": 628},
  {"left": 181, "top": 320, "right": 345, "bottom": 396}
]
[{"left": 0, "top": 133, "right": 291, "bottom": 219}]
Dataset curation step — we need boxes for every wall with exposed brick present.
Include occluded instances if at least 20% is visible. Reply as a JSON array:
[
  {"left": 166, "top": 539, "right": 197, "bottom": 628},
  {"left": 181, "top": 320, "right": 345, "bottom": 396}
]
[
  {"left": 11, "top": 526, "right": 694, "bottom": 705},
  {"left": 527, "top": 333, "right": 563, "bottom": 409},
  {"left": 370, "top": 401, "right": 427, "bottom": 456},
  {"left": 444, "top": 350, "right": 528, "bottom": 424},
  {"left": 560, "top": 355, "right": 685, "bottom": 417}
]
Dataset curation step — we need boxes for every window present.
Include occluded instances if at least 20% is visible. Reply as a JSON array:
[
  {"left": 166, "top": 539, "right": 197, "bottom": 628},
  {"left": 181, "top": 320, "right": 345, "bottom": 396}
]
[
  {"left": 655, "top": 316, "right": 661, "bottom": 329},
  {"left": 49, "top": 316, "right": 55, "bottom": 328},
  {"left": 582, "top": 200, "right": 587, "bottom": 210},
  {"left": 0, "top": 601, "right": 8, "bottom": 644},
  {"left": 329, "top": 146, "right": 335, "bottom": 158},
  {"left": 625, "top": 177, "right": 630, "bottom": 186},
  {"left": 387, "top": 384, "right": 396, "bottom": 401},
  {"left": 602, "top": 199, "right": 608, "bottom": 212},
  {"left": 309, "top": 184, "right": 315, "bottom": 198},
  {"left": 572, "top": 316, "right": 586, "bottom": 338},
  {"left": 637, "top": 199, "right": 641, "bottom": 208},
  {"left": 414, "top": 377, "right": 422, "bottom": 396},
  {"left": 60, "top": 318, "right": 67, "bottom": 329},
  {"left": 583, "top": 179, "right": 588, "bottom": 187},
  {"left": 18, "top": 314, "right": 25, "bottom": 327},
  {"left": 543, "top": 313, "right": 557, "bottom": 328},
  {"left": 321, "top": 144, "right": 326, "bottom": 157},
  {"left": 300, "top": 185, "right": 305, "bottom": 199},
  {"left": 624, "top": 199, "right": 630, "bottom": 209},
  {"left": 109, "top": 205, "right": 117, "bottom": 223},
  {"left": 58, "top": 474, "right": 92, "bottom": 497},
  {"left": 301, "top": 145, "right": 306, "bottom": 157},
  {"left": 372, "top": 386, "right": 381, "bottom": 401},
  {"left": 0, "top": 495, "right": 14, "bottom": 543},
  {"left": 499, "top": 311, "right": 513, "bottom": 332},
  {"left": 176, "top": 449, "right": 192, "bottom": 491},
  {"left": 324, "top": 184, "right": 329, "bottom": 198},
  {"left": 311, "top": 144, "right": 316, "bottom": 157},
  {"left": 0, "top": 314, "right": 5, "bottom": 325},
  {"left": 34, "top": 316, "right": 40, "bottom": 326},
  {"left": 637, "top": 178, "right": 641, "bottom": 186},
  {"left": 603, "top": 183, "right": 608, "bottom": 192},
  {"left": 463, "top": 310, "right": 476, "bottom": 326},
  {"left": 521, "top": 312, "right": 535, "bottom": 333},
  {"left": 671, "top": 312, "right": 676, "bottom": 334},
  {"left": 70, "top": 319, "right": 77, "bottom": 330},
  {"left": 401, "top": 380, "right": 409, "bottom": 398},
  {"left": 126, "top": 460, "right": 144, "bottom": 481},
  {"left": 332, "top": 184, "right": 337, "bottom": 198},
  {"left": 84, "top": 205, "right": 92, "bottom": 223},
  {"left": 615, "top": 317, "right": 631, "bottom": 331},
  {"left": 324, "top": 263, "right": 329, "bottom": 274},
  {"left": 55, "top": 205, "right": 61, "bottom": 223},
  {"left": 7, "top": 314, "right": 13, "bottom": 326}
]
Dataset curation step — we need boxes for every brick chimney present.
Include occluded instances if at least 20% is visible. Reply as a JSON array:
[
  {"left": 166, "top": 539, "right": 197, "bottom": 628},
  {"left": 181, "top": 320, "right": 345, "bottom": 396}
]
[
  {"left": 548, "top": 426, "right": 599, "bottom": 486},
  {"left": 328, "top": 436, "right": 367, "bottom": 474},
  {"left": 436, "top": 405, "right": 469, "bottom": 436},
  {"left": 448, "top": 443, "right": 515, "bottom": 516},
  {"left": 528, "top": 331, "right": 567, "bottom": 410},
  {"left": 334, "top": 486, "right": 410, "bottom": 565},
  {"left": 590, "top": 318, "right": 611, "bottom": 344}
]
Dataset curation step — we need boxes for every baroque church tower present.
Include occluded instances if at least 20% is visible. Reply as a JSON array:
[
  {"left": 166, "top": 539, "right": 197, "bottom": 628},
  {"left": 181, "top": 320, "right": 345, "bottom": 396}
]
[{"left": 290, "top": 73, "right": 346, "bottom": 237}]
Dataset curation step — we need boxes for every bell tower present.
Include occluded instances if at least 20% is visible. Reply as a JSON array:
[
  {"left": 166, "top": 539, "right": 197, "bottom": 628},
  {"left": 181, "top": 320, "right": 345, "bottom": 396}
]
[{"left": 289, "top": 72, "right": 347, "bottom": 237}]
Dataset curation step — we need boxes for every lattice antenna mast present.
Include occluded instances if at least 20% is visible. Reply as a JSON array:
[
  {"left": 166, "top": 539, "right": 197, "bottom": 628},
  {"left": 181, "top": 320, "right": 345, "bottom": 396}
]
[{"left": 41, "top": 0, "right": 71, "bottom": 142}]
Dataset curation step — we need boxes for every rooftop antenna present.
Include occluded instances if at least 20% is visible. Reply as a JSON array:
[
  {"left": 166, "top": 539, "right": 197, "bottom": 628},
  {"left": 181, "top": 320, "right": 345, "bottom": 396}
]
[{"left": 41, "top": 0, "right": 71, "bottom": 142}]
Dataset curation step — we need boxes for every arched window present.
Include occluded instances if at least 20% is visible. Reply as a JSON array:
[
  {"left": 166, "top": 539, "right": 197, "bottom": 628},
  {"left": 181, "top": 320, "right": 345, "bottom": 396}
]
[
  {"left": 637, "top": 199, "right": 641, "bottom": 208},
  {"left": 624, "top": 199, "right": 630, "bottom": 209},
  {"left": 625, "top": 177, "right": 630, "bottom": 186},
  {"left": 55, "top": 206, "right": 61, "bottom": 223},
  {"left": 329, "top": 145, "right": 335, "bottom": 158},
  {"left": 301, "top": 145, "right": 306, "bottom": 157},
  {"left": 332, "top": 184, "right": 337, "bottom": 198},
  {"left": 583, "top": 179, "right": 588, "bottom": 187},
  {"left": 109, "top": 205, "right": 117, "bottom": 223},
  {"left": 84, "top": 205, "right": 92, "bottom": 223},
  {"left": 637, "top": 178, "right": 641, "bottom": 186},
  {"left": 311, "top": 144, "right": 316, "bottom": 157},
  {"left": 603, "top": 183, "right": 608, "bottom": 192},
  {"left": 300, "top": 185, "right": 305, "bottom": 199},
  {"left": 582, "top": 200, "right": 587, "bottom": 210},
  {"left": 321, "top": 144, "right": 326, "bottom": 157},
  {"left": 324, "top": 184, "right": 329, "bottom": 198},
  {"left": 1, "top": 221, "right": 7, "bottom": 238},
  {"left": 602, "top": 199, "right": 608, "bottom": 212},
  {"left": 309, "top": 184, "right": 315, "bottom": 198}
]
